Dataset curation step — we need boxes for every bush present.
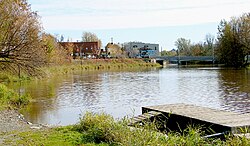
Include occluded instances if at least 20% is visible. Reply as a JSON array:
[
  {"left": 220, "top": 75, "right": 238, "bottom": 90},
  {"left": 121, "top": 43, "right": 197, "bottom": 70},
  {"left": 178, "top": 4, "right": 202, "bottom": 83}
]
[
  {"left": 73, "top": 112, "right": 167, "bottom": 145},
  {"left": 73, "top": 112, "right": 115, "bottom": 143},
  {"left": 0, "top": 83, "right": 30, "bottom": 109}
]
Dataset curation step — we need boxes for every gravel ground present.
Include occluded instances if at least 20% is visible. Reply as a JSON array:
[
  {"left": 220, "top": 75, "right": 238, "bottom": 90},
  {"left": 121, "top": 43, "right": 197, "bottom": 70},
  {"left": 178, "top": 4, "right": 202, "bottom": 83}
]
[
  {"left": 0, "top": 110, "right": 48, "bottom": 145},
  {"left": 0, "top": 110, "right": 30, "bottom": 133}
]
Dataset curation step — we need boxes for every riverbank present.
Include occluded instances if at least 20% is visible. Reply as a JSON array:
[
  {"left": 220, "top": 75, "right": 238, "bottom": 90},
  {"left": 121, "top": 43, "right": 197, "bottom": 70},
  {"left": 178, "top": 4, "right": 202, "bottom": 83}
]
[
  {"left": 42, "top": 58, "right": 160, "bottom": 77},
  {"left": 0, "top": 58, "right": 160, "bottom": 83},
  {"left": 0, "top": 110, "right": 51, "bottom": 145},
  {"left": 1, "top": 112, "right": 249, "bottom": 145},
  {"left": 1, "top": 60, "right": 250, "bottom": 145}
]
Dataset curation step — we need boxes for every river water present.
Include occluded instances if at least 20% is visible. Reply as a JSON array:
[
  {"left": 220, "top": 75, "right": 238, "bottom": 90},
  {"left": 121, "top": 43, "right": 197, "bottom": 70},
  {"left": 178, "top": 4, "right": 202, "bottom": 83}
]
[{"left": 9, "top": 67, "right": 250, "bottom": 126}]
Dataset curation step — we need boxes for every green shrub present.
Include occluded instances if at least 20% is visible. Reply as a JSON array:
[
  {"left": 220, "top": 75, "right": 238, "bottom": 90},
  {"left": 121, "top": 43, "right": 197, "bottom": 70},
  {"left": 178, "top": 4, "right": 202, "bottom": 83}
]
[
  {"left": 0, "top": 83, "right": 30, "bottom": 109},
  {"left": 0, "top": 72, "right": 19, "bottom": 82},
  {"left": 73, "top": 112, "right": 115, "bottom": 143},
  {"left": 73, "top": 112, "right": 167, "bottom": 145}
]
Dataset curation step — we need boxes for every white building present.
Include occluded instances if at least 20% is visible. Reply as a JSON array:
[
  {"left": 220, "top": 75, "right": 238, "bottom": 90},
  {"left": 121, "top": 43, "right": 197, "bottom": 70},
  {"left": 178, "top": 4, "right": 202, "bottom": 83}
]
[{"left": 123, "top": 42, "right": 159, "bottom": 58}]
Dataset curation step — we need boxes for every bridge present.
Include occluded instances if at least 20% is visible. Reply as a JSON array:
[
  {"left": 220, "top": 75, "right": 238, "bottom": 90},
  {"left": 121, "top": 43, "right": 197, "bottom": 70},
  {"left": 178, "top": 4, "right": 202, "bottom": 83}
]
[{"left": 155, "top": 56, "right": 216, "bottom": 65}]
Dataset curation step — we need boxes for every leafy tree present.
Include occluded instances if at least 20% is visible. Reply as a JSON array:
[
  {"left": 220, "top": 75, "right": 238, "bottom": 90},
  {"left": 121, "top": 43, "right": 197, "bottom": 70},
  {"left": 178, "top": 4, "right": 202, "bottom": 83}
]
[
  {"left": 82, "top": 32, "right": 102, "bottom": 48},
  {"left": 175, "top": 36, "right": 216, "bottom": 57},
  {"left": 105, "top": 43, "right": 123, "bottom": 58},
  {"left": 190, "top": 43, "right": 204, "bottom": 56},
  {"left": 161, "top": 50, "right": 177, "bottom": 56},
  {"left": 42, "top": 33, "right": 68, "bottom": 64},
  {"left": 175, "top": 38, "right": 191, "bottom": 56},
  {"left": 0, "top": 0, "right": 46, "bottom": 75},
  {"left": 216, "top": 13, "right": 250, "bottom": 67}
]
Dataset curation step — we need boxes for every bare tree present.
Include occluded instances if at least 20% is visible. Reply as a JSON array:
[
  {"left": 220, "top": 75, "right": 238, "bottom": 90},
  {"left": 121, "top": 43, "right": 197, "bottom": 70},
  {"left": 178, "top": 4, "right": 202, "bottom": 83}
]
[
  {"left": 0, "top": 0, "right": 46, "bottom": 75},
  {"left": 205, "top": 34, "right": 215, "bottom": 49},
  {"left": 82, "top": 32, "right": 102, "bottom": 48},
  {"left": 204, "top": 33, "right": 215, "bottom": 56}
]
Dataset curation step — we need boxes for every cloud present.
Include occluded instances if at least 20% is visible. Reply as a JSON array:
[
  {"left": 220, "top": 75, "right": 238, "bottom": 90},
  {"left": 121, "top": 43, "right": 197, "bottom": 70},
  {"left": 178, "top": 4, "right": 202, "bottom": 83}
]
[{"left": 30, "top": 0, "right": 250, "bottom": 30}]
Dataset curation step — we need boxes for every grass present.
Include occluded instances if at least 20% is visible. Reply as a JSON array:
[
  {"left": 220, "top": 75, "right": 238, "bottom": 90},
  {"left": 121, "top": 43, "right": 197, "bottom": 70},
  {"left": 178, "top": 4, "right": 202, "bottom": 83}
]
[
  {"left": 42, "top": 58, "right": 161, "bottom": 77},
  {"left": 2, "top": 112, "right": 250, "bottom": 146},
  {"left": 0, "top": 59, "right": 161, "bottom": 82},
  {"left": 73, "top": 112, "right": 168, "bottom": 145},
  {"left": 0, "top": 72, "right": 31, "bottom": 83},
  {"left": 2, "top": 126, "right": 84, "bottom": 146}
]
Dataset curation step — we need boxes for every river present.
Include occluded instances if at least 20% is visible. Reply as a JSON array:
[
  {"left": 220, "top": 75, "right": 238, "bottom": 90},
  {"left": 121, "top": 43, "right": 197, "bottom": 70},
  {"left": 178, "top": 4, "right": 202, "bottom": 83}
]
[{"left": 9, "top": 67, "right": 250, "bottom": 126}]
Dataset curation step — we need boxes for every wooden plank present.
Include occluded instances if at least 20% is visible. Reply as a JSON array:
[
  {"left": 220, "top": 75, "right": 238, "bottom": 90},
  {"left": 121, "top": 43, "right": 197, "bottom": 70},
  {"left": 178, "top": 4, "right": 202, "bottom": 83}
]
[
  {"left": 142, "top": 103, "right": 250, "bottom": 134},
  {"left": 128, "top": 111, "right": 162, "bottom": 126}
]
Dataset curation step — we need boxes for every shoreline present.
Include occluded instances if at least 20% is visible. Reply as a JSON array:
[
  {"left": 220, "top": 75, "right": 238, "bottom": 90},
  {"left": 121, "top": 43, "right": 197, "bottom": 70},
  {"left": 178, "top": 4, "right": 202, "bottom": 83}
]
[
  {"left": 0, "top": 109, "right": 51, "bottom": 132},
  {"left": 0, "top": 109, "right": 51, "bottom": 144}
]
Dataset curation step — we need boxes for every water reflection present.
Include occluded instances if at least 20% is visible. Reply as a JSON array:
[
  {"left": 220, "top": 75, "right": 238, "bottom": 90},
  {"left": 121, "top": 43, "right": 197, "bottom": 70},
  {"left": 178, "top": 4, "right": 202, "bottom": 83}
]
[
  {"left": 8, "top": 67, "right": 250, "bottom": 125},
  {"left": 218, "top": 69, "right": 250, "bottom": 113}
]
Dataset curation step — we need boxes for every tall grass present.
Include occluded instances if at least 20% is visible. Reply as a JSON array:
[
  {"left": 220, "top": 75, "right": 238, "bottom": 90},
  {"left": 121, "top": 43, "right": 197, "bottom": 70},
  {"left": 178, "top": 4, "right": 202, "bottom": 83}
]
[
  {"left": 72, "top": 112, "right": 250, "bottom": 146},
  {"left": 42, "top": 59, "right": 160, "bottom": 76},
  {"left": 0, "top": 59, "right": 160, "bottom": 81},
  {"left": 3, "top": 112, "right": 250, "bottom": 145},
  {"left": 0, "top": 72, "right": 32, "bottom": 83},
  {"left": 73, "top": 112, "right": 168, "bottom": 145}
]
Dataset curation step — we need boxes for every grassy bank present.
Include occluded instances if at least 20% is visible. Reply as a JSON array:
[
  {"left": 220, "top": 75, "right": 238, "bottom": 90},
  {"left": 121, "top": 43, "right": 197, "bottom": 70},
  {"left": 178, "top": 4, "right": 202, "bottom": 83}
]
[
  {"left": 0, "top": 59, "right": 160, "bottom": 82},
  {"left": 2, "top": 112, "right": 250, "bottom": 145},
  {"left": 43, "top": 58, "right": 161, "bottom": 77}
]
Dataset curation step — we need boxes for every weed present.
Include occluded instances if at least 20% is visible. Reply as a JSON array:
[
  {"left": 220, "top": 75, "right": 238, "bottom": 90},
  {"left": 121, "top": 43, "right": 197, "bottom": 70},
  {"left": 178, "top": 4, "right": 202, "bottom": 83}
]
[
  {"left": 73, "top": 112, "right": 167, "bottom": 145},
  {"left": 2, "top": 112, "right": 250, "bottom": 145}
]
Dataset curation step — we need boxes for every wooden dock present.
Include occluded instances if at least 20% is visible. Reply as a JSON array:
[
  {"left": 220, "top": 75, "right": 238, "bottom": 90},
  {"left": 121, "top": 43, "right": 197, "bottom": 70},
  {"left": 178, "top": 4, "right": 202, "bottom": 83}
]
[{"left": 140, "top": 103, "right": 250, "bottom": 134}]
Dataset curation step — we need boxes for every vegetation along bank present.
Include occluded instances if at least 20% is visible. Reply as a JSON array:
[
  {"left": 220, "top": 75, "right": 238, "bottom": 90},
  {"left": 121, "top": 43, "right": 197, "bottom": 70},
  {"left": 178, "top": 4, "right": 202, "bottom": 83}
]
[{"left": 0, "top": 0, "right": 250, "bottom": 145}]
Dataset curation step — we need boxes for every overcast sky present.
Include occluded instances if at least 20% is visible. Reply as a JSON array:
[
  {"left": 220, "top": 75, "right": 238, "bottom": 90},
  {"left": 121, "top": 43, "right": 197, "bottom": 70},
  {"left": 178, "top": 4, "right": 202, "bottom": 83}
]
[{"left": 29, "top": 0, "right": 250, "bottom": 50}]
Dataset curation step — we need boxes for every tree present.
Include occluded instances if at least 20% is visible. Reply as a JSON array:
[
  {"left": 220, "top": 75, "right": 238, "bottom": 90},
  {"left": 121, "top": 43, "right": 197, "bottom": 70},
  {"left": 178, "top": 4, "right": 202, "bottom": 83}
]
[
  {"left": 190, "top": 43, "right": 204, "bottom": 56},
  {"left": 82, "top": 32, "right": 102, "bottom": 48},
  {"left": 105, "top": 43, "right": 123, "bottom": 58},
  {"left": 175, "top": 38, "right": 191, "bottom": 56},
  {"left": 216, "top": 13, "right": 250, "bottom": 67},
  {"left": 0, "top": 0, "right": 46, "bottom": 75},
  {"left": 41, "top": 33, "right": 68, "bottom": 64},
  {"left": 204, "top": 34, "right": 215, "bottom": 56},
  {"left": 161, "top": 50, "right": 177, "bottom": 56},
  {"left": 238, "top": 13, "right": 250, "bottom": 59}
]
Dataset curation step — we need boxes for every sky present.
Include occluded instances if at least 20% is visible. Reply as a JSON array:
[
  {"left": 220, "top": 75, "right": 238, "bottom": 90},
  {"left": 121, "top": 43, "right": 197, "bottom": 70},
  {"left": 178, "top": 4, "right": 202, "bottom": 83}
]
[{"left": 28, "top": 0, "right": 250, "bottom": 50}]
